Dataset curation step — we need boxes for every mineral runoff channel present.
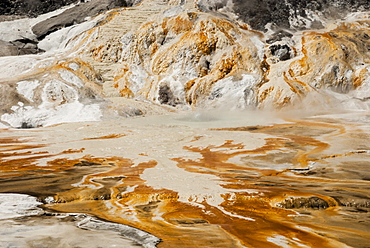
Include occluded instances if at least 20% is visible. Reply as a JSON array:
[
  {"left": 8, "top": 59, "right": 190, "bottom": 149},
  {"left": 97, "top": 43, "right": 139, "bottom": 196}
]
[{"left": 0, "top": 110, "right": 369, "bottom": 248}]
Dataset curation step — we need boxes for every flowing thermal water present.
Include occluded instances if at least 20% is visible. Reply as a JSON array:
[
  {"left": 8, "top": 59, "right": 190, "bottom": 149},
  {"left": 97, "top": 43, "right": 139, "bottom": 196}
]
[{"left": 0, "top": 109, "right": 369, "bottom": 247}]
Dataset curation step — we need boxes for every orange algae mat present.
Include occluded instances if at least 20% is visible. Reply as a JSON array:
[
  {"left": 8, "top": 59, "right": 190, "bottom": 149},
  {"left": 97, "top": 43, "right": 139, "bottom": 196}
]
[{"left": 0, "top": 112, "right": 369, "bottom": 247}]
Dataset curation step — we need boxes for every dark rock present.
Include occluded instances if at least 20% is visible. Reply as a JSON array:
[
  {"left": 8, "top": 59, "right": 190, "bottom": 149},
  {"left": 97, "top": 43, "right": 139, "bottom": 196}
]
[
  {"left": 0, "top": 40, "right": 19, "bottom": 56},
  {"left": 74, "top": 160, "right": 102, "bottom": 167},
  {"left": 243, "top": 87, "right": 257, "bottom": 107},
  {"left": 32, "top": 0, "right": 143, "bottom": 40},
  {"left": 19, "top": 122, "right": 35, "bottom": 129},
  {"left": 118, "top": 106, "right": 144, "bottom": 117},
  {"left": 32, "top": 0, "right": 123, "bottom": 40},
  {"left": 0, "top": 0, "right": 79, "bottom": 17},
  {"left": 277, "top": 196, "right": 330, "bottom": 210},
  {"left": 269, "top": 44, "right": 292, "bottom": 61},
  {"left": 199, "top": 0, "right": 370, "bottom": 31},
  {"left": 331, "top": 196, "right": 370, "bottom": 208},
  {"left": 12, "top": 38, "right": 38, "bottom": 46},
  {"left": 209, "top": 88, "right": 222, "bottom": 100},
  {"left": 158, "top": 84, "right": 180, "bottom": 106},
  {"left": 10, "top": 38, "right": 44, "bottom": 55},
  {"left": 1, "top": 0, "right": 144, "bottom": 18},
  {"left": 158, "top": 84, "right": 172, "bottom": 105},
  {"left": 0, "top": 37, "right": 43, "bottom": 58},
  {"left": 176, "top": 219, "right": 208, "bottom": 225}
]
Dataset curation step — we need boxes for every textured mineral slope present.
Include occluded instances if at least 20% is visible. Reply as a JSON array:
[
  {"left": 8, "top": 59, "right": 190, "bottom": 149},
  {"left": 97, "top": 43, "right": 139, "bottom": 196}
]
[{"left": 0, "top": 0, "right": 369, "bottom": 122}]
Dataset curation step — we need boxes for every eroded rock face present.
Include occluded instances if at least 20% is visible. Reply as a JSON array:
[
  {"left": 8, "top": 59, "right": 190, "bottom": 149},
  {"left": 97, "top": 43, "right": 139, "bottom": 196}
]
[
  {"left": 32, "top": 0, "right": 139, "bottom": 40},
  {"left": 74, "top": 1, "right": 370, "bottom": 110},
  {"left": 198, "top": 0, "right": 370, "bottom": 31},
  {"left": 0, "top": 0, "right": 78, "bottom": 17},
  {"left": 0, "top": 58, "right": 104, "bottom": 128},
  {"left": 0, "top": 0, "right": 142, "bottom": 18},
  {"left": 257, "top": 18, "right": 370, "bottom": 109},
  {"left": 0, "top": 0, "right": 144, "bottom": 57},
  {"left": 109, "top": 10, "right": 263, "bottom": 107},
  {"left": 1, "top": 0, "right": 370, "bottom": 128},
  {"left": 0, "top": 40, "right": 19, "bottom": 56}
]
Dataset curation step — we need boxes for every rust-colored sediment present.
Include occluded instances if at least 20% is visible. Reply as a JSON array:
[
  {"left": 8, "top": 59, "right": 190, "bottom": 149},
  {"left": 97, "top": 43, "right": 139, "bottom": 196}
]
[
  {"left": 47, "top": 155, "right": 336, "bottom": 248},
  {"left": 83, "top": 133, "right": 126, "bottom": 140}
]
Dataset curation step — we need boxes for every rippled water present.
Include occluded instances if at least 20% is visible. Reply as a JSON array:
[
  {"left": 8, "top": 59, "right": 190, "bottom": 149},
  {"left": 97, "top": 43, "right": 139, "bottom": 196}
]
[{"left": 0, "top": 110, "right": 369, "bottom": 247}]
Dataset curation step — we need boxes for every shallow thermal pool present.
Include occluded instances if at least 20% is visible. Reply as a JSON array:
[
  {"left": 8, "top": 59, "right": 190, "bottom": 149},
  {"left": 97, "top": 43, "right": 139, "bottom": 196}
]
[{"left": 0, "top": 110, "right": 369, "bottom": 247}]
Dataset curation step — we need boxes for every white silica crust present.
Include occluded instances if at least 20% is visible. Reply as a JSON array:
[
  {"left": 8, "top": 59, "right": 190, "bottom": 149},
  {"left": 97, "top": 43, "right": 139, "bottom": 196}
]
[
  {"left": 16, "top": 80, "right": 41, "bottom": 102},
  {"left": 0, "top": 193, "right": 43, "bottom": 220},
  {"left": 0, "top": 194, "right": 159, "bottom": 248},
  {"left": 1, "top": 100, "right": 102, "bottom": 128}
]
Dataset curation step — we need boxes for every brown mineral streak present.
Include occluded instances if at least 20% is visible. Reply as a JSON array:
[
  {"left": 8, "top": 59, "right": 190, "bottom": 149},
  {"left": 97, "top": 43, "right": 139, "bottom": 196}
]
[
  {"left": 0, "top": 138, "right": 49, "bottom": 174},
  {"left": 83, "top": 133, "right": 126, "bottom": 140}
]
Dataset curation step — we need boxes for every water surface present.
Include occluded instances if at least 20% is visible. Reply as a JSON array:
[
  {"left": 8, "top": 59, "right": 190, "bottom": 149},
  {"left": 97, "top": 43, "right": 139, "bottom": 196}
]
[{"left": 0, "top": 110, "right": 369, "bottom": 247}]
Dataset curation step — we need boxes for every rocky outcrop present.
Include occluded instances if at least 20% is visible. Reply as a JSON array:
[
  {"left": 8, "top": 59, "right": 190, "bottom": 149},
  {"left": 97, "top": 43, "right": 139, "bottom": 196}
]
[
  {"left": 257, "top": 18, "right": 370, "bottom": 109},
  {"left": 0, "top": 0, "right": 144, "bottom": 58},
  {"left": 0, "top": 0, "right": 78, "bottom": 17},
  {"left": 0, "top": 58, "right": 104, "bottom": 128},
  {"left": 0, "top": 0, "right": 142, "bottom": 18},
  {"left": 0, "top": 39, "right": 44, "bottom": 57},
  {"left": 1, "top": 0, "right": 370, "bottom": 127},
  {"left": 73, "top": 0, "right": 370, "bottom": 110},
  {"left": 198, "top": 0, "right": 370, "bottom": 31},
  {"left": 110, "top": 10, "right": 263, "bottom": 107},
  {"left": 0, "top": 40, "right": 18, "bottom": 56},
  {"left": 277, "top": 196, "right": 332, "bottom": 210},
  {"left": 76, "top": 0, "right": 174, "bottom": 97},
  {"left": 0, "top": 38, "right": 44, "bottom": 57},
  {"left": 32, "top": 0, "right": 139, "bottom": 40}
]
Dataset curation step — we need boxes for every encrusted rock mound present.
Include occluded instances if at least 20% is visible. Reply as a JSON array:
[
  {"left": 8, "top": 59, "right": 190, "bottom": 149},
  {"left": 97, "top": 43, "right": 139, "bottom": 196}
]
[
  {"left": 0, "top": 0, "right": 370, "bottom": 127},
  {"left": 198, "top": 0, "right": 370, "bottom": 31}
]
